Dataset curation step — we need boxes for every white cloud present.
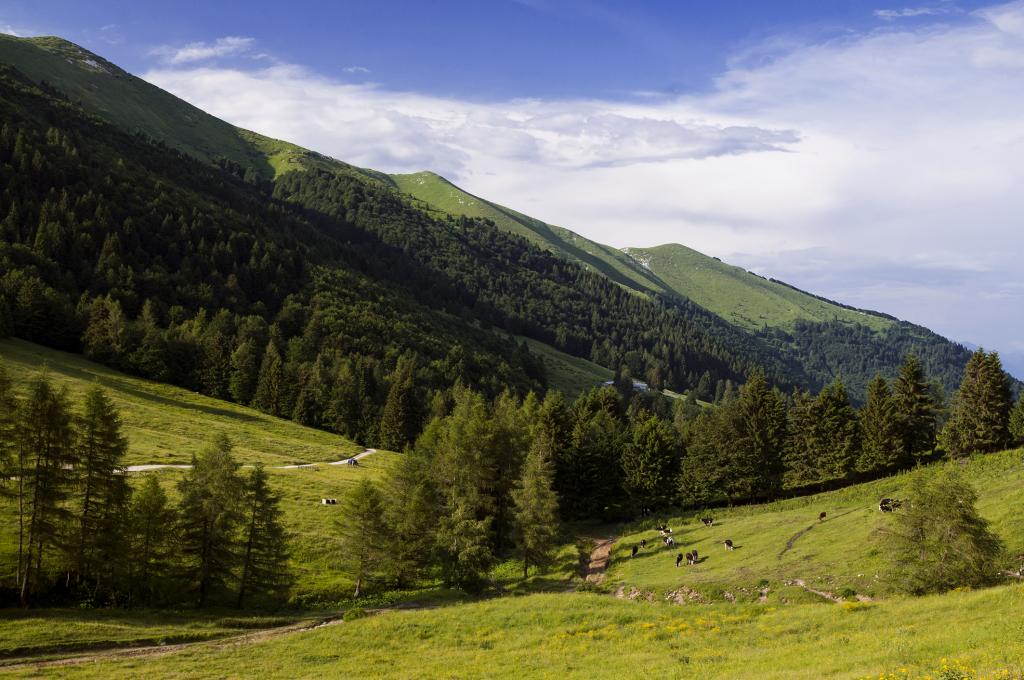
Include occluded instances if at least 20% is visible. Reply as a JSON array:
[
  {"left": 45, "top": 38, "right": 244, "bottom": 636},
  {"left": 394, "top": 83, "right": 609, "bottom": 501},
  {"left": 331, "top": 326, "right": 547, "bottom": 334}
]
[
  {"left": 1, "top": 24, "right": 29, "bottom": 37},
  {"left": 140, "top": 3, "right": 1024, "bottom": 366},
  {"left": 152, "top": 36, "right": 255, "bottom": 64},
  {"left": 343, "top": 66, "right": 370, "bottom": 74},
  {"left": 874, "top": 6, "right": 950, "bottom": 19}
]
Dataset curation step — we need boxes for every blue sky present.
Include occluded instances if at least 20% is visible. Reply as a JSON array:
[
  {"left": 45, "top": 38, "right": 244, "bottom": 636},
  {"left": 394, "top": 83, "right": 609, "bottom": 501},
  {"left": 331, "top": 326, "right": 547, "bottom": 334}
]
[{"left": 3, "top": 1, "right": 1024, "bottom": 376}]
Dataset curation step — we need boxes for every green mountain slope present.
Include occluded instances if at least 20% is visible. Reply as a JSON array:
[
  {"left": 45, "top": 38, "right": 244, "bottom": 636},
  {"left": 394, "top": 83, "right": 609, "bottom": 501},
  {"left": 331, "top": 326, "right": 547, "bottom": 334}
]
[
  {"left": 0, "top": 338, "right": 362, "bottom": 465},
  {"left": 390, "top": 171, "right": 670, "bottom": 295},
  {"left": 622, "top": 243, "right": 893, "bottom": 333}
]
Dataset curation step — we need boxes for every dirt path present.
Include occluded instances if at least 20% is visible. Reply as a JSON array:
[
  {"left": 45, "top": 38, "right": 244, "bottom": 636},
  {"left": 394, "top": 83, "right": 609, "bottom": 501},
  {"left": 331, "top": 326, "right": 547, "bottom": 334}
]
[
  {"left": 584, "top": 538, "right": 615, "bottom": 584},
  {"left": 789, "top": 578, "right": 872, "bottom": 604},
  {"left": 124, "top": 449, "right": 377, "bottom": 473},
  {"left": 0, "top": 617, "right": 336, "bottom": 672},
  {"left": 777, "top": 508, "right": 861, "bottom": 559}
]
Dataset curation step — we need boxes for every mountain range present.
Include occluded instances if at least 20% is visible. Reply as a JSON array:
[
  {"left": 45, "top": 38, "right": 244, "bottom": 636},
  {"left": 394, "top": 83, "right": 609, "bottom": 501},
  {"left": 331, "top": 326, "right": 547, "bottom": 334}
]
[{"left": 0, "top": 33, "right": 1009, "bottom": 411}]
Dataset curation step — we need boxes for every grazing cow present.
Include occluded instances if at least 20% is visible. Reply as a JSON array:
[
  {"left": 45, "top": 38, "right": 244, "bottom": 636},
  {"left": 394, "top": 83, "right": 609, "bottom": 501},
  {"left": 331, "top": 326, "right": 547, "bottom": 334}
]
[
  {"left": 818, "top": 511, "right": 827, "bottom": 522},
  {"left": 641, "top": 539, "right": 647, "bottom": 548},
  {"left": 701, "top": 517, "right": 714, "bottom": 527},
  {"left": 687, "top": 552, "right": 695, "bottom": 566},
  {"left": 664, "top": 536, "right": 675, "bottom": 548},
  {"left": 631, "top": 545, "right": 639, "bottom": 559},
  {"left": 692, "top": 549, "right": 699, "bottom": 562},
  {"left": 879, "top": 498, "right": 903, "bottom": 512},
  {"left": 723, "top": 539, "right": 734, "bottom": 551},
  {"left": 676, "top": 553, "right": 684, "bottom": 568},
  {"left": 321, "top": 498, "right": 337, "bottom": 505},
  {"left": 656, "top": 524, "right": 666, "bottom": 531}
]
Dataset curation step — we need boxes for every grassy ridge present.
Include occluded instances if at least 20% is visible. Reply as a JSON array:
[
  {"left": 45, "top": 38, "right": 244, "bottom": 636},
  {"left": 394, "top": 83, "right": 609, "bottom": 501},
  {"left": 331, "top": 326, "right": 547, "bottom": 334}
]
[
  {"left": 0, "top": 339, "right": 362, "bottom": 466},
  {"left": 606, "top": 448, "right": 1024, "bottom": 602},
  {"left": 511, "top": 335, "right": 612, "bottom": 399},
  {"left": 623, "top": 244, "right": 894, "bottom": 333},
  {"left": 13, "top": 587, "right": 1023, "bottom": 679},
  {"left": 390, "top": 171, "right": 669, "bottom": 295}
]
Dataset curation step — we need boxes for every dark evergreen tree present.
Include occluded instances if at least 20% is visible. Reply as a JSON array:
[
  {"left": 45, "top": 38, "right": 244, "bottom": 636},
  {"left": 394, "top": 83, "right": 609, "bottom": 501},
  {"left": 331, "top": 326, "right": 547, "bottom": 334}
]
[
  {"left": 237, "top": 464, "right": 291, "bottom": 607},
  {"left": 488, "top": 390, "right": 529, "bottom": 554},
  {"left": 1010, "top": 393, "right": 1024, "bottom": 443},
  {"left": 381, "top": 448, "right": 440, "bottom": 588},
  {"left": 856, "top": 375, "right": 903, "bottom": 476},
  {"left": 621, "top": 412, "right": 679, "bottom": 508},
  {"left": 252, "top": 342, "right": 283, "bottom": 417},
  {"left": 733, "top": 370, "right": 787, "bottom": 499},
  {"left": 0, "top": 360, "right": 15, "bottom": 487},
  {"left": 176, "top": 434, "right": 244, "bottom": 607},
  {"left": 941, "top": 350, "right": 1014, "bottom": 456},
  {"left": 378, "top": 353, "right": 420, "bottom": 451},
  {"left": 892, "top": 355, "right": 939, "bottom": 460},
  {"left": 784, "top": 380, "right": 860, "bottom": 488},
  {"left": 229, "top": 338, "right": 259, "bottom": 405}
]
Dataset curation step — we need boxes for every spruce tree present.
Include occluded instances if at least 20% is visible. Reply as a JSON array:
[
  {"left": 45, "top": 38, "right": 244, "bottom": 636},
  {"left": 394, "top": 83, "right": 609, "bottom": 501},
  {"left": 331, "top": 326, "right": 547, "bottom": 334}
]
[
  {"left": 0, "top": 360, "right": 15, "bottom": 486},
  {"left": 892, "top": 355, "right": 938, "bottom": 460},
  {"left": 15, "top": 376, "right": 76, "bottom": 605},
  {"left": 228, "top": 338, "right": 259, "bottom": 405},
  {"left": 856, "top": 375, "right": 903, "bottom": 476},
  {"left": 177, "top": 434, "right": 244, "bottom": 607},
  {"left": 252, "top": 342, "right": 283, "bottom": 416},
  {"left": 336, "top": 479, "right": 386, "bottom": 597},
  {"left": 73, "top": 386, "right": 129, "bottom": 585},
  {"left": 813, "top": 378, "right": 860, "bottom": 483},
  {"left": 488, "top": 390, "right": 529, "bottom": 554},
  {"left": 127, "top": 475, "right": 176, "bottom": 607},
  {"left": 511, "top": 430, "right": 560, "bottom": 579},
  {"left": 941, "top": 350, "right": 1014, "bottom": 456},
  {"left": 734, "top": 370, "right": 787, "bottom": 499},
  {"left": 621, "top": 412, "right": 679, "bottom": 507},
  {"left": 378, "top": 354, "right": 420, "bottom": 452},
  {"left": 237, "top": 464, "right": 291, "bottom": 608}
]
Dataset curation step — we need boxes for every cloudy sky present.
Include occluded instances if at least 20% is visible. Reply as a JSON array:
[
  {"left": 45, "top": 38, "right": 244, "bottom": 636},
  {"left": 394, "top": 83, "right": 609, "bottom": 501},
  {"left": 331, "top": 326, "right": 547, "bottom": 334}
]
[{"left": 5, "top": 0, "right": 1023, "bottom": 375}]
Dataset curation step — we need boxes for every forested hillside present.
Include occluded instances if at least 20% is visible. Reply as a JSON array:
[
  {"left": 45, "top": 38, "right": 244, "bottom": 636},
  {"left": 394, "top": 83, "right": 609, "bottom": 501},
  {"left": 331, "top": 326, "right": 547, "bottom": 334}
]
[{"left": 0, "top": 47, "right": 809, "bottom": 451}]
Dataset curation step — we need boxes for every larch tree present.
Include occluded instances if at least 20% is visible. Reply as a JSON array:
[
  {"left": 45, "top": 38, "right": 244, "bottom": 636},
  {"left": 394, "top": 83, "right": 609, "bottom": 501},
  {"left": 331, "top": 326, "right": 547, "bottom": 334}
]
[
  {"left": 511, "top": 429, "right": 560, "bottom": 579},
  {"left": 336, "top": 479, "right": 386, "bottom": 598},
  {"left": 237, "top": 464, "right": 291, "bottom": 608},
  {"left": 176, "top": 434, "right": 244, "bottom": 608},
  {"left": 381, "top": 447, "right": 440, "bottom": 588},
  {"left": 72, "top": 385, "right": 129, "bottom": 584},
  {"left": 15, "top": 375, "right": 76, "bottom": 605},
  {"left": 127, "top": 475, "right": 176, "bottom": 607}
]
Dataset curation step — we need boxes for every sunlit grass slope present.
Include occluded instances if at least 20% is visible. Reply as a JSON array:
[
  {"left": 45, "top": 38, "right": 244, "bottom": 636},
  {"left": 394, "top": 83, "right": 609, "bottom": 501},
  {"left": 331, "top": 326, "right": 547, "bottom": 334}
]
[
  {"left": 511, "top": 335, "right": 613, "bottom": 398},
  {"left": 606, "top": 448, "right": 1024, "bottom": 603},
  {"left": 0, "top": 339, "right": 362, "bottom": 465},
  {"left": 17, "top": 587, "right": 1023, "bottom": 679},
  {"left": 391, "top": 171, "right": 669, "bottom": 295}
]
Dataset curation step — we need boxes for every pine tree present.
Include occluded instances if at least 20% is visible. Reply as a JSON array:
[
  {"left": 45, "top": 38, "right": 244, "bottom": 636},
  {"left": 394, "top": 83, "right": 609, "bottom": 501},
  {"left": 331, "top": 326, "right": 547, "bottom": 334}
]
[
  {"left": 237, "top": 464, "right": 291, "bottom": 607},
  {"left": 621, "top": 412, "right": 679, "bottom": 507},
  {"left": 252, "top": 342, "right": 283, "bottom": 416},
  {"left": 940, "top": 350, "right": 1014, "bottom": 456},
  {"left": 177, "top": 434, "right": 244, "bottom": 607},
  {"left": 127, "top": 475, "right": 176, "bottom": 607},
  {"left": 511, "top": 430, "right": 560, "bottom": 579},
  {"left": 892, "top": 355, "right": 939, "bottom": 460},
  {"left": 15, "top": 376, "right": 76, "bottom": 605},
  {"left": 336, "top": 479, "right": 386, "bottom": 597},
  {"left": 228, "top": 338, "right": 259, "bottom": 405},
  {"left": 488, "top": 390, "right": 529, "bottom": 554},
  {"left": 733, "top": 370, "right": 787, "bottom": 499},
  {"left": 813, "top": 378, "right": 861, "bottom": 483},
  {"left": 856, "top": 375, "right": 903, "bottom": 476},
  {"left": 73, "top": 386, "right": 129, "bottom": 585},
  {"left": 0, "top": 360, "right": 16, "bottom": 486}
]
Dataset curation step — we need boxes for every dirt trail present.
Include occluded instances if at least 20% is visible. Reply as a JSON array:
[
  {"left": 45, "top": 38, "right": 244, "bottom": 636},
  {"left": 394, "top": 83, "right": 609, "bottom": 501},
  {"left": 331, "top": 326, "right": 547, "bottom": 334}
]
[
  {"left": 124, "top": 449, "right": 377, "bottom": 473},
  {"left": 584, "top": 538, "right": 615, "bottom": 584},
  {"left": 789, "top": 578, "right": 872, "bottom": 604},
  {"left": 0, "top": 617, "right": 335, "bottom": 672},
  {"left": 777, "top": 507, "right": 861, "bottom": 559}
]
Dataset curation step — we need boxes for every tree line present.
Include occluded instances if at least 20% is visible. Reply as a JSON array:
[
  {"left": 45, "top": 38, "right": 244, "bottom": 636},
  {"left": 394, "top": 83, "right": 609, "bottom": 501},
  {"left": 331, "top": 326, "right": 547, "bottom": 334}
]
[{"left": 0, "top": 364, "right": 290, "bottom": 608}]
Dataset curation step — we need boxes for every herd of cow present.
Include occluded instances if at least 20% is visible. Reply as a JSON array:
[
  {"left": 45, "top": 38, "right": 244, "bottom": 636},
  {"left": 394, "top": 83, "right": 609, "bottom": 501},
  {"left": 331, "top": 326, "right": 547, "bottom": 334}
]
[{"left": 630, "top": 498, "right": 903, "bottom": 569}]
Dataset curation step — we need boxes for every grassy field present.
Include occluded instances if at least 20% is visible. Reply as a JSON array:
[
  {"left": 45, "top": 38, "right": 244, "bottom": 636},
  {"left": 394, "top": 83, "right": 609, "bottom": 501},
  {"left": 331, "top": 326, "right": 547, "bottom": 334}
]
[
  {"left": 0, "top": 609, "right": 301, "bottom": 660},
  {"left": 0, "top": 339, "right": 362, "bottom": 466},
  {"left": 605, "top": 448, "right": 1024, "bottom": 603},
  {"left": 7, "top": 586, "right": 1021, "bottom": 679},
  {"left": 511, "top": 335, "right": 613, "bottom": 399}
]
